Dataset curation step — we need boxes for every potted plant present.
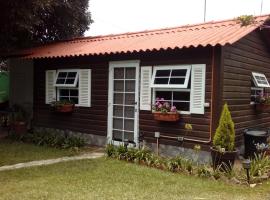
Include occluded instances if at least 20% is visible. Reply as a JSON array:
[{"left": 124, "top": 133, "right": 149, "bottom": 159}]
[
  {"left": 254, "top": 93, "right": 270, "bottom": 112},
  {"left": 211, "top": 103, "right": 237, "bottom": 170},
  {"left": 11, "top": 105, "right": 28, "bottom": 135},
  {"left": 51, "top": 100, "right": 75, "bottom": 113},
  {"left": 152, "top": 98, "right": 179, "bottom": 121}
]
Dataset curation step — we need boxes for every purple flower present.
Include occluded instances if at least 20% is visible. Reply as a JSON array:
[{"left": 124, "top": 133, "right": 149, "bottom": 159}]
[{"left": 170, "top": 106, "right": 177, "bottom": 112}]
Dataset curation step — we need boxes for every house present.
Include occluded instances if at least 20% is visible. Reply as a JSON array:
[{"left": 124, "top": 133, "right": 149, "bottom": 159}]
[{"left": 8, "top": 15, "right": 270, "bottom": 159}]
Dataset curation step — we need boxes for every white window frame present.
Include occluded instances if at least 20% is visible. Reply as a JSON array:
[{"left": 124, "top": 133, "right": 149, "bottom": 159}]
[
  {"left": 152, "top": 88, "right": 191, "bottom": 114},
  {"left": 54, "top": 69, "right": 79, "bottom": 87},
  {"left": 57, "top": 88, "right": 79, "bottom": 105},
  {"left": 150, "top": 65, "right": 191, "bottom": 89},
  {"left": 252, "top": 72, "right": 270, "bottom": 88}
]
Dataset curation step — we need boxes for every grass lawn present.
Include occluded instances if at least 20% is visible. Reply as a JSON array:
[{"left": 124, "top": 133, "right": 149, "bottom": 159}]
[
  {"left": 0, "top": 158, "right": 270, "bottom": 200},
  {"left": 0, "top": 139, "right": 83, "bottom": 166}
]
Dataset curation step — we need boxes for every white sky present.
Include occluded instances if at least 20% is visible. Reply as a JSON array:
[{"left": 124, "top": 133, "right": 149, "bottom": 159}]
[{"left": 85, "top": 0, "right": 270, "bottom": 36}]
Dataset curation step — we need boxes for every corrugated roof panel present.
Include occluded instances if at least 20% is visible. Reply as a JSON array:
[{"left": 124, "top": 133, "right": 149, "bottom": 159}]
[{"left": 23, "top": 15, "right": 270, "bottom": 59}]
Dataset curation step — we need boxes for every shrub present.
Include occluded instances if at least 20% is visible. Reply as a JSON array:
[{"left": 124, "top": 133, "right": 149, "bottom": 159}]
[
  {"left": 20, "top": 129, "right": 86, "bottom": 149},
  {"left": 213, "top": 103, "right": 235, "bottom": 151},
  {"left": 167, "top": 156, "right": 184, "bottom": 172},
  {"left": 250, "top": 152, "right": 270, "bottom": 177},
  {"left": 105, "top": 143, "right": 116, "bottom": 157},
  {"left": 197, "top": 165, "right": 212, "bottom": 178}
]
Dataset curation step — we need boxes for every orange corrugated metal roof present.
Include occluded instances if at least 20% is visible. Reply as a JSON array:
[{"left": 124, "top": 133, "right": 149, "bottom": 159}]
[{"left": 24, "top": 15, "right": 270, "bottom": 59}]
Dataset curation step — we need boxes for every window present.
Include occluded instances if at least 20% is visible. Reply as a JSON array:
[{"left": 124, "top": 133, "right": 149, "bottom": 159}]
[
  {"left": 151, "top": 65, "right": 192, "bottom": 113},
  {"left": 252, "top": 72, "right": 270, "bottom": 88},
  {"left": 45, "top": 69, "right": 91, "bottom": 107},
  {"left": 54, "top": 70, "right": 79, "bottom": 87},
  {"left": 151, "top": 66, "right": 191, "bottom": 88},
  {"left": 58, "top": 88, "right": 79, "bottom": 104},
  {"left": 250, "top": 72, "right": 270, "bottom": 103}
]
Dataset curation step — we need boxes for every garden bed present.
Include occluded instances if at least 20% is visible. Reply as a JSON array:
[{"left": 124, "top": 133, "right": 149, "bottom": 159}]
[{"left": 105, "top": 144, "right": 270, "bottom": 186}]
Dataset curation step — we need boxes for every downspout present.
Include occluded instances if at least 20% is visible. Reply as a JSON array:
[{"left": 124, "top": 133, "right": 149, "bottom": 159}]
[{"left": 158, "top": 46, "right": 216, "bottom": 144}]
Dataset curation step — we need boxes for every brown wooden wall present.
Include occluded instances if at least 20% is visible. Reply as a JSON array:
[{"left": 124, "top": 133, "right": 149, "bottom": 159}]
[
  {"left": 34, "top": 58, "right": 109, "bottom": 136},
  {"left": 33, "top": 47, "right": 216, "bottom": 150},
  {"left": 222, "top": 30, "right": 270, "bottom": 147}
]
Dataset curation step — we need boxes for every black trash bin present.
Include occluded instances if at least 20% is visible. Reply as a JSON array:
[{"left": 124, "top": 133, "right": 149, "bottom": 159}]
[{"left": 244, "top": 128, "right": 269, "bottom": 158}]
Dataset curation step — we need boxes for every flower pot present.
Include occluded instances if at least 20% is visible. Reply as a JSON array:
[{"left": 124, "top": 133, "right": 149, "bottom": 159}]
[
  {"left": 13, "top": 121, "right": 27, "bottom": 135},
  {"left": 255, "top": 104, "right": 270, "bottom": 112},
  {"left": 55, "top": 104, "right": 74, "bottom": 113},
  {"left": 152, "top": 112, "right": 180, "bottom": 122},
  {"left": 210, "top": 147, "right": 237, "bottom": 171}
]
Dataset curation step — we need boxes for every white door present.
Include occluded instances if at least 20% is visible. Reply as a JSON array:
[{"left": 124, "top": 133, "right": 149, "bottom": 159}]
[{"left": 107, "top": 61, "right": 139, "bottom": 146}]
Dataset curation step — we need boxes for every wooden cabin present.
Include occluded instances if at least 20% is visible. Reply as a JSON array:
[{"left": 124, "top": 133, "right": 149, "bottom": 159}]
[{"left": 8, "top": 15, "right": 270, "bottom": 159}]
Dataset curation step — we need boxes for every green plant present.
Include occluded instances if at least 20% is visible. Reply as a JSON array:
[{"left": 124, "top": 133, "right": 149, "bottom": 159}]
[
  {"left": 125, "top": 148, "right": 137, "bottom": 162},
  {"left": 50, "top": 99, "right": 74, "bottom": 108},
  {"left": 237, "top": 15, "right": 255, "bottom": 26},
  {"left": 197, "top": 164, "right": 211, "bottom": 178},
  {"left": 19, "top": 130, "right": 86, "bottom": 149},
  {"left": 134, "top": 147, "right": 151, "bottom": 164},
  {"left": 105, "top": 143, "right": 116, "bottom": 157},
  {"left": 212, "top": 164, "right": 222, "bottom": 180},
  {"left": 250, "top": 152, "right": 270, "bottom": 177},
  {"left": 166, "top": 156, "right": 184, "bottom": 172},
  {"left": 213, "top": 103, "right": 235, "bottom": 152},
  {"left": 114, "top": 145, "right": 127, "bottom": 160}
]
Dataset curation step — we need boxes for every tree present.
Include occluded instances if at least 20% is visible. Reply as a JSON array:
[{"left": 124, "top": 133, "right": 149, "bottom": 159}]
[
  {"left": 213, "top": 103, "right": 235, "bottom": 151},
  {"left": 0, "top": 0, "right": 92, "bottom": 52}
]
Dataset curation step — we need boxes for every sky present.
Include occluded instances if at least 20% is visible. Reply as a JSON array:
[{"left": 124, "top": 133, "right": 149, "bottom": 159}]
[{"left": 85, "top": 0, "right": 270, "bottom": 36}]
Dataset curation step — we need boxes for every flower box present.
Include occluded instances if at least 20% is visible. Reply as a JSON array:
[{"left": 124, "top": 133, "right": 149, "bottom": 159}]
[
  {"left": 152, "top": 112, "right": 180, "bottom": 122},
  {"left": 55, "top": 104, "right": 74, "bottom": 113},
  {"left": 255, "top": 104, "right": 270, "bottom": 112}
]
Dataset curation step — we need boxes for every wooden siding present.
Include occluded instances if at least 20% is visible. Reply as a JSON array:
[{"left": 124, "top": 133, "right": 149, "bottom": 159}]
[
  {"left": 139, "top": 47, "right": 215, "bottom": 150},
  {"left": 33, "top": 58, "right": 108, "bottom": 136},
  {"left": 223, "top": 30, "right": 270, "bottom": 147},
  {"left": 33, "top": 48, "right": 215, "bottom": 150}
]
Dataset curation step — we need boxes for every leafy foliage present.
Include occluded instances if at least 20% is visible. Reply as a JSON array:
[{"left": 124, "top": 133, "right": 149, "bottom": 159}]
[
  {"left": 250, "top": 153, "right": 270, "bottom": 177},
  {"left": 0, "top": 0, "right": 92, "bottom": 52},
  {"left": 213, "top": 103, "right": 235, "bottom": 151},
  {"left": 237, "top": 15, "right": 255, "bottom": 26},
  {"left": 12, "top": 129, "right": 86, "bottom": 149}
]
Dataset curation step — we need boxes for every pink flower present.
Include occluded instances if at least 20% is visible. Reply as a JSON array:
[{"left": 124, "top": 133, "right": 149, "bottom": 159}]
[
  {"left": 158, "top": 104, "right": 162, "bottom": 109},
  {"left": 170, "top": 106, "right": 177, "bottom": 112}
]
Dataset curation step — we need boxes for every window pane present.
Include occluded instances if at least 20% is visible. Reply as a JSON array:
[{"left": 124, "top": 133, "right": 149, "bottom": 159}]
[
  {"left": 124, "top": 119, "right": 134, "bottom": 131},
  {"left": 113, "top": 130, "right": 123, "bottom": 141},
  {"left": 113, "top": 106, "right": 123, "bottom": 117},
  {"left": 65, "top": 78, "right": 75, "bottom": 84},
  {"left": 156, "top": 70, "right": 170, "bottom": 77},
  {"left": 174, "top": 92, "right": 190, "bottom": 101},
  {"left": 124, "top": 106, "right": 134, "bottom": 118},
  {"left": 125, "top": 93, "right": 135, "bottom": 105},
  {"left": 56, "top": 79, "right": 65, "bottom": 84},
  {"left": 169, "top": 78, "right": 185, "bottom": 84},
  {"left": 70, "top": 98, "right": 78, "bottom": 104},
  {"left": 124, "top": 132, "right": 134, "bottom": 142},
  {"left": 171, "top": 69, "right": 187, "bottom": 76},
  {"left": 59, "top": 89, "right": 69, "bottom": 96},
  {"left": 58, "top": 72, "right": 67, "bottom": 78},
  {"left": 114, "top": 93, "right": 123, "bottom": 104},
  {"left": 173, "top": 102, "right": 190, "bottom": 111},
  {"left": 154, "top": 78, "right": 169, "bottom": 84},
  {"left": 155, "top": 91, "right": 172, "bottom": 101},
  {"left": 125, "top": 68, "right": 136, "bottom": 79},
  {"left": 59, "top": 97, "right": 69, "bottom": 101},
  {"left": 67, "top": 72, "right": 77, "bottom": 78},
  {"left": 114, "top": 80, "right": 124, "bottom": 91},
  {"left": 114, "top": 68, "right": 124, "bottom": 79},
  {"left": 113, "top": 118, "right": 123, "bottom": 130},
  {"left": 70, "top": 89, "right": 78, "bottom": 96},
  {"left": 125, "top": 80, "right": 135, "bottom": 92}
]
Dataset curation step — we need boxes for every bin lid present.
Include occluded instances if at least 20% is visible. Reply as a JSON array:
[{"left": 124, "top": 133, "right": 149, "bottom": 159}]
[{"left": 245, "top": 130, "right": 268, "bottom": 136}]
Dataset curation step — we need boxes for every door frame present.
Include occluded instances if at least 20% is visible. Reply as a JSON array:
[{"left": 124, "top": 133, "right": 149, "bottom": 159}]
[{"left": 107, "top": 60, "right": 140, "bottom": 146}]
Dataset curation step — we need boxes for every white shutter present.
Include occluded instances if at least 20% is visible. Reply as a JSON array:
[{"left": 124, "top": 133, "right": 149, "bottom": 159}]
[
  {"left": 140, "top": 66, "right": 152, "bottom": 110},
  {"left": 45, "top": 70, "right": 56, "bottom": 104},
  {"left": 190, "top": 64, "right": 206, "bottom": 114},
  {"left": 79, "top": 69, "right": 91, "bottom": 107}
]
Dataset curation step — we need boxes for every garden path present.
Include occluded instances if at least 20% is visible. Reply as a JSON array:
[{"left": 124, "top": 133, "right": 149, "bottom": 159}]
[{"left": 0, "top": 151, "right": 104, "bottom": 172}]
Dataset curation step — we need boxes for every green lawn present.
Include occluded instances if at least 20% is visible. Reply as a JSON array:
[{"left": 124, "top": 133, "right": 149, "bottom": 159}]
[
  {"left": 0, "top": 158, "right": 270, "bottom": 200},
  {"left": 0, "top": 139, "right": 80, "bottom": 166}
]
